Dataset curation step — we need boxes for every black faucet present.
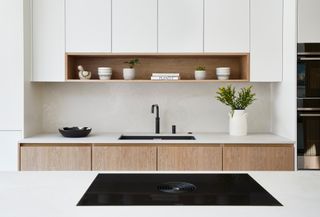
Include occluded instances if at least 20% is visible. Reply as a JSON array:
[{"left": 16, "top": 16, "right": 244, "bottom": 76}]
[{"left": 151, "top": 104, "right": 160, "bottom": 134}]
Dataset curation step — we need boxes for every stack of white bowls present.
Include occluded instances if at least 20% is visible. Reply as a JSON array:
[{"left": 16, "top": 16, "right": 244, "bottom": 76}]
[
  {"left": 216, "top": 67, "right": 231, "bottom": 80},
  {"left": 98, "top": 67, "right": 112, "bottom": 80}
]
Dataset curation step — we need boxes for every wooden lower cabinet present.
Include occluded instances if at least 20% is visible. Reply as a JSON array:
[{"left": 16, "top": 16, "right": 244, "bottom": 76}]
[
  {"left": 223, "top": 144, "right": 294, "bottom": 171},
  {"left": 158, "top": 145, "right": 222, "bottom": 171},
  {"left": 20, "top": 144, "right": 91, "bottom": 171},
  {"left": 92, "top": 145, "right": 157, "bottom": 171}
]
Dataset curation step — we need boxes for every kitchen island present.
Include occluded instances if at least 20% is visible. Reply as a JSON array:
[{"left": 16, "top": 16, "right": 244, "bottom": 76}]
[{"left": 0, "top": 171, "right": 319, "bottom": 217}]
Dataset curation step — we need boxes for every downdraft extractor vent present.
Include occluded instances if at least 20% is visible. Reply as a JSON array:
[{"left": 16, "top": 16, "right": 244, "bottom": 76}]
[{"left": 157, "top": 182, "right": 196, "bottom": 193}]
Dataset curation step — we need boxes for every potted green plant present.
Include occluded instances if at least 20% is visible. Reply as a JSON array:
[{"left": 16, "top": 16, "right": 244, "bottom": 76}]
[
  {"left": 216, "top": 85, "right": 256, "bottom": 136},
  {"left": 195, "top": 66, "right": 206, "bottom": 80},
  {"left": 123, "top": 58, "right": 140, "bottom": 80}
]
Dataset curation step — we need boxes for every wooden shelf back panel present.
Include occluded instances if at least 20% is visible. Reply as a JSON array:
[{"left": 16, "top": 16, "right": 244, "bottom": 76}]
[{"left": 67, "top": 54, "right": 249, "bottom": 81}]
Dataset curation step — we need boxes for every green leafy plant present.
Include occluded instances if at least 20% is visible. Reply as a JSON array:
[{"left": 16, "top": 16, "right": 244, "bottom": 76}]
[
  {"left": 196, "top": 66, "right": 206, "bottom": 71},
  {"left": 216, "top": 85, "right": 256, "bottom": 114},
  {"left": 124, "top": 58, "right": 140, "bottom": 69}
]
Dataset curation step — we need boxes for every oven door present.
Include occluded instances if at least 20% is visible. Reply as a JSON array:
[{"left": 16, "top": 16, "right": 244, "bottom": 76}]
[
  {"left": 298, "top": 56, "right": 320, "bottom": 98},
  {"left": 297, "top": 111, "right": 320, "bottom": 169}
]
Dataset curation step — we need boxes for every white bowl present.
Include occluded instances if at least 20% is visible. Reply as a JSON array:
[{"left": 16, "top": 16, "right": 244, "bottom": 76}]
[
  {"left": 98, "top": 74, "right": 112, "bottom": 80},
  {"left": 216, "top": 67, "right": 230, "bottom": 80},
  {"left": 98, "top": 67, "right": 112, "bottom": 74}
]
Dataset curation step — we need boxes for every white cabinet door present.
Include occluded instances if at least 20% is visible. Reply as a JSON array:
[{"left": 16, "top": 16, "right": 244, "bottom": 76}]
[
  {"left": 0, "top": 0, "right": 23, "bottom": 130},
  {"left": 112, "top": 0, "right": 157, "bottom": 53},
  {"left": 66, "top": 0, "right": 111, "bottom": 52},
  {"left": 32, "top": 0, "right": 65, "bottom": 81},
  {"left": 204, "top": 0, "right": 249, "bottom": 52},
  {"left": 298, "top": 0, "right": 320, "bottom": 43},
  {"left": 250, "top": 0, "right": 283, "bottom": 82},
  {"left": 0, "top": 131, "right": 21, "bottom": 171},
  {"left": 158, "top": 0, "right": 203, "bottom": 52}
]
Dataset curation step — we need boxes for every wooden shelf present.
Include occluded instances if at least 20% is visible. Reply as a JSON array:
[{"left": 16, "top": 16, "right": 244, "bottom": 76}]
[
  {"left": 66, "top": 53, "right": 250, "bottom": 82},
  {"left": 65, "top": 79, "right": 249, "bottom": 83}
]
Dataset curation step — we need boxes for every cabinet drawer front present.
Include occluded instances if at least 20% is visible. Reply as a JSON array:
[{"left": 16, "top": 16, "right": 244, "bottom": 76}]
[
  {"left": 158, "top": 146, "right": 222, "bottom": 171},
  {"left": 20, "top": 145, "right": 91, "bottom": 171},
  {"left": 223, "top": 145, "right": 294, "bottom": 171},
  {"left": 92, "top": 145, "right": 157, "bottom": 171}
]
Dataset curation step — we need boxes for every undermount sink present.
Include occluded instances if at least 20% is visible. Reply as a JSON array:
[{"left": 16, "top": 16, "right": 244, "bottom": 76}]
[{"left": 118, "top": 135, "right": 196, "bottom": 140}]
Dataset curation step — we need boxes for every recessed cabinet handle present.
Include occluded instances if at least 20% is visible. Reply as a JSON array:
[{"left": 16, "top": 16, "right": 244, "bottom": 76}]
[
  {"left": 300, "top": 114, "right": 320, "bottom": 117},
  {"left": 299, "top": 57, "right": 320, "bottom": 61}
]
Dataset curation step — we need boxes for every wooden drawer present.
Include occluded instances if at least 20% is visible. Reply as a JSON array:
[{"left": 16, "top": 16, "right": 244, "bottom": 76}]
[
  {"left": 223, "top": 144, "right": 294, "bottom": 171},
  {"left": 92, "top": 145, "right": 157, "bottom": 171},
  {"left": 20, "top": 144, "right": 91, "bottom": 171},
  {"left": 158, "top": 145, "right": 222, "bottom": 171}
]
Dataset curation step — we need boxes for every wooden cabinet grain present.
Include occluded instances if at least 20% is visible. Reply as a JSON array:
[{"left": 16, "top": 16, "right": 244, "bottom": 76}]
[
  {"left": 20, "top": 144, "right": 91, "bottom": 171},
  {"left": 223, "top": 144, "right": 294, "bottom": 171},
  {"left": 92, "top": 145, "right": 157, "bottom": 171},
  {"left": 158, "top": 145, "right": 222, "bottom": 171}
]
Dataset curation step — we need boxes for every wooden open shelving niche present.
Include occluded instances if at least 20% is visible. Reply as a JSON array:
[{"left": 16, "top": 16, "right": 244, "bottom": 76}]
[{"left": 66, "top": 53, "right": 250, "bottom": 82}]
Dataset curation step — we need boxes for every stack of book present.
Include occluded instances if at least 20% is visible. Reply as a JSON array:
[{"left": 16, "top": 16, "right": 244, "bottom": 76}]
[{"left": 151, "top": 73, "right": 180, "bottom": 80}]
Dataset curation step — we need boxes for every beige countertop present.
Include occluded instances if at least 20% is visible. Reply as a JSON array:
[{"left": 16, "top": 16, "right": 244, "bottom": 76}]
[{"left": 19, "top": 133, "right": 294, "bottom": 144}]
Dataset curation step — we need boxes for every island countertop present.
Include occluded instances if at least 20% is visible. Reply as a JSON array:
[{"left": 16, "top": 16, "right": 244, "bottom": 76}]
[
  {"left": 19, "top": 133, "right": 294, "bottom": 144},
  {"left": 0, "top": 171, "right": 319, "bottom": 217}
]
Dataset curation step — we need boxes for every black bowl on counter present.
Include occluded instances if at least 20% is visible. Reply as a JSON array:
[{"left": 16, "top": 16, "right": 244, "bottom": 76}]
[{"left": 58, "top": 127, "right": 92, "bottom": 138}]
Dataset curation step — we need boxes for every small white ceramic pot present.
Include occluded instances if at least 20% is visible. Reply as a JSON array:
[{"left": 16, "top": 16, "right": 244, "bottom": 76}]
[
  {"left": 123, "top": 68, "right": 135, "bottom": 80},
  {"left": 216, "top": 67, "right": 231, "bottom": 80},
  {"left": 229, "top": 110, "right": 248, "bottom": 136},
  {"left": 194, "top": 70, "right": 206, "bottom": 80},
  {"left": 98, "top": 67, "right": 112, "bottom": 80}
]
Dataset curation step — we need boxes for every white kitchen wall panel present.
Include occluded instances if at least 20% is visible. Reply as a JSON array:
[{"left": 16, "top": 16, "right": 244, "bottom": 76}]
[
  {"left": 298, "top": 0, "right": 320, "bottom": 43},
  {"left": 0, "top": 0, "right": 23, "bottom": 130},
  {"left": 158, "top": 0, "right": 203, "bottom": 52},
  {"left": 250, "top": 0, "right": 283, "bottom": 82},
  {"left": 32, "top": 0, "right": 65, "bottom": 81},
  {"left": 204, "top": 0, "right": 249, "bottom": 52},
  {"left": 112, "top": 0, "right": 157, "bottom": 52},
  {"left": 0, "top": 131, "right": 21, "bottom": 171},
  {"left": 66, "top": 0, "right": 111, "bottom": 52}
]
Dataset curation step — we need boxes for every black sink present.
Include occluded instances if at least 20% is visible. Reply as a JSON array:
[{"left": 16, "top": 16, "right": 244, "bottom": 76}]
[{"left": 118, "top": 135, "right": 196, "bottom": 140}]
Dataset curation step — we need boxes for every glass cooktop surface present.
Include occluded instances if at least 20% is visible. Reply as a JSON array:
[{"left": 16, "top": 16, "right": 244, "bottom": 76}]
[{"left": 77, "top": 173, "right": 282, "bottom": 206}]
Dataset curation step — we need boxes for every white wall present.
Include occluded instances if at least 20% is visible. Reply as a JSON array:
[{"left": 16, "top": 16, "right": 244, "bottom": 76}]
[
  {"left": 271, "top": 0, "right": 297, "bottom": 168},
  {"left": 271, "top": 0, "right": 297, "bottom": 141},
  {"left": 0, "top": 0, "right": 24, "bottom": 170},
  {"left": 23, "top": 0, "right": 43, "bottom": 137},
  {"left": 39, "top": 83, "right": 272, "bottom": 134}
]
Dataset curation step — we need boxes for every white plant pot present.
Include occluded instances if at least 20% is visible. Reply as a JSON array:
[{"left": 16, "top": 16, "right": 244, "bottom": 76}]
[
  {"left": 194, "top": 70, "right": 206, "bottom": 80},
  {"left": 229, "top": 110, "right": 248, "bottom": 136},
  {"left": 123, "top": 68, "right": 135, "bottom": 80}
]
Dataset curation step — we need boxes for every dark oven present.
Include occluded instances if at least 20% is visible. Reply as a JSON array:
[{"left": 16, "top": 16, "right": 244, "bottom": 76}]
[{"left": 297, "top": 43, "right": 320, "bottom": 169}]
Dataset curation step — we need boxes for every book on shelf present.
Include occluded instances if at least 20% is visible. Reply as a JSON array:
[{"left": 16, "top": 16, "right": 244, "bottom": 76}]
[
  {"left": 151, "top": 76, "right": 180, "bottom": 80},
  {"left": 152, "top": 73, "right": 180, "bottom": 77}
]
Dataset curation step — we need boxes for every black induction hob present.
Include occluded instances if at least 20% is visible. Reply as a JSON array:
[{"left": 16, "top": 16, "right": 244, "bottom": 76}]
[{"left": 77, "top": 174, "right": 282, "bottom": 206}]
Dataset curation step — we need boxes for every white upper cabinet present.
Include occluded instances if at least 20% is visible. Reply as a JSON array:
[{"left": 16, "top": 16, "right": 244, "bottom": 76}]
[
  {"left": 112, "top": 0, "right": 157, "bottom": 53},
  {"left": 66, "top": 0, "right": 111, "bottom": 52},
  {"left": 32, "top": 0, "right": 65, "bottom": 81},
  {"left": 204, "top": 0, "right": 249, "bottom": 53},
  {"left": 298, "top": 0, "right": 320, "bottom": 43},
  {"left": 158, "top": 0, "right": 203, "bottom": 52},
  {"left": 250, "top": 0, "right": 283, "bottom": 82}
]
